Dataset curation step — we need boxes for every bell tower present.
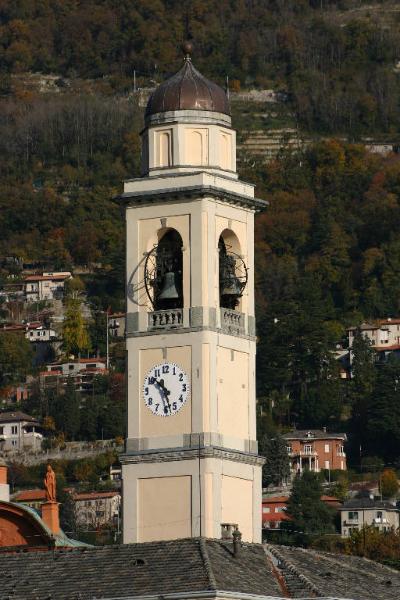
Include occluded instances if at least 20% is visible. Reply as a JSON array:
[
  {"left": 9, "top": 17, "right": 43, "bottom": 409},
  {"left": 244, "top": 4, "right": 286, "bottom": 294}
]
[{"left": 120, "top": 43, "right": 267, "bottom": 544}]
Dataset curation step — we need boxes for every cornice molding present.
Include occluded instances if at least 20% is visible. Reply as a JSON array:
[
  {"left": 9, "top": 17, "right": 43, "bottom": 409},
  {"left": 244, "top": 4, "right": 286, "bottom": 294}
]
[{"left": 120, "top": 445, "right": 266, "bottom": 467}]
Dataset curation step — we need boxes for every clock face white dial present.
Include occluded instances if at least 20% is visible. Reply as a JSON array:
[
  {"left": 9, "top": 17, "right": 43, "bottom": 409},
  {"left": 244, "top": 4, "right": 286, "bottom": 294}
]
[{"left": 143, "top": 362, "right": 190, "bottom": 417}]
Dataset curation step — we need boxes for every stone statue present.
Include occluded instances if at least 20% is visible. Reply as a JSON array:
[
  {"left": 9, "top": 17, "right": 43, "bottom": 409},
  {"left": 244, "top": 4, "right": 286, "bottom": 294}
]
[{"left": 44, "top": 464, "right": 56, "bottom": 502}]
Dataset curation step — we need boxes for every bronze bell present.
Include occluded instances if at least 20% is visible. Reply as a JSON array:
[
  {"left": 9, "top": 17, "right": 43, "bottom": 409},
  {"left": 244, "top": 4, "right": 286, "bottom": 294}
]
[
  {"left": 158, "top": 271, "right": 180, "bottom": 301},
  {"left": 221, "top": 274, "right": 242, "bottom": 299}
]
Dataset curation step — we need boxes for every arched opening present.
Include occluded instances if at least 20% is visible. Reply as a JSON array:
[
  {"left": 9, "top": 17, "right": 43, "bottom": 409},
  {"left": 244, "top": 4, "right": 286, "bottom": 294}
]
[
  {"left": 218, "top": 233, "right": 247, "bottom": 310},
  {"left": 153, "top": 229, "right": 183, "bottom": 310}
]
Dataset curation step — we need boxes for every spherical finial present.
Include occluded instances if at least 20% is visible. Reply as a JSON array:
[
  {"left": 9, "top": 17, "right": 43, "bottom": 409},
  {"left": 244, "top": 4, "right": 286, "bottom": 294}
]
[{"left": 182, "top": 40, "right": 193, "bottom": 60}]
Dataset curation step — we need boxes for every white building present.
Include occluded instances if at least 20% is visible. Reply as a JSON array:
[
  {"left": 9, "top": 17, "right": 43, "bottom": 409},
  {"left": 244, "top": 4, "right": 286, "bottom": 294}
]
[
  {"left": 24, "top": 272, "right": 72, "bottom": 302},
  {"left": 348, "top": 318, "right": 400, "bottom": 349},
  {"left": 108, "top": 313, "right": 125, "bottom": 338},
  {"left": 340, "top": 498, "right": 400, "bottom": 537},
  {"left": 0, "top": 411, "right": 42, "bottom": 452},
  {"left": 74, "top": 491, "right": 121, "bottom": 528},
  {"left": 25, "top": 323, "right": 57, "bottom": 342}
]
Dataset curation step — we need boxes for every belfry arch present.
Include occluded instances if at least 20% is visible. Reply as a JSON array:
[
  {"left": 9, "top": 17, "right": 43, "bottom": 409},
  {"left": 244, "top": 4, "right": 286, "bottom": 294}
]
[
  {"left": 218, "top": 230, "right": 247, "bottom": 310},
  {"left": 154, "top": 229, "right": 183, "bottom": 311}
]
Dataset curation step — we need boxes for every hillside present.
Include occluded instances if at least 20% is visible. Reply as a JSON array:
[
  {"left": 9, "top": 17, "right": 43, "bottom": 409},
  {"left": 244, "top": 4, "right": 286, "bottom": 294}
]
[
  {"left": 1, "top": 1, "right": 400, "bottom": 464},
  {"left": 2, "top": 0, "right": 400, "bottom": 136}
]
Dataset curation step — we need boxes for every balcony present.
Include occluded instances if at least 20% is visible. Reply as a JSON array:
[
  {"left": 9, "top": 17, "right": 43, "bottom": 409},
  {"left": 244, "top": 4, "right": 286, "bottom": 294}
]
[
  {"left": 220, "top": 308, "right": 245, "bottom": 336},
  {"left": 288, "top": 450, "right": 318, "bottom": 458},
  {"left": 373, "top": 517, "right": 389, "bottom": 524},
  {"left": 148, "top": 309, "right": 184, "bottom": 330},
  {"left": 344, "top": 519, "right": 359, "bottom": 525}
]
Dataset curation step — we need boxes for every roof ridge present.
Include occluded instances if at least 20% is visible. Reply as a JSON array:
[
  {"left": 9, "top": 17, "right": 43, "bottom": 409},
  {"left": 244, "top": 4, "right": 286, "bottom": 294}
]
[
  {"left": 265, "top": 544, "right": 322, "bottom": 598},
  {"left": 199, "top": 537, "right": 217, "bottom": 590}
]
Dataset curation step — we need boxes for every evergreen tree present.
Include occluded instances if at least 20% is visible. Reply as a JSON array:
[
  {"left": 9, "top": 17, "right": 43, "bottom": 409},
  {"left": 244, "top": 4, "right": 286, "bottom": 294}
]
[
  {"left": 259, "top": 433, "right": 291, "bottom": 488},
  {"left": 0, "top": 333, "right": 33, "bottom": 387},
  {"left": 349, "top": 330, "right": 376, "bottom": 459},
  {"left": 285, "top": 471, "right": 335, "bottom": 544},
  {"left": 55, "top": 378, "right": 81, "bottom": 440},
  {"left": 367, "top": 355, "right": 400, "bottom": 461}
]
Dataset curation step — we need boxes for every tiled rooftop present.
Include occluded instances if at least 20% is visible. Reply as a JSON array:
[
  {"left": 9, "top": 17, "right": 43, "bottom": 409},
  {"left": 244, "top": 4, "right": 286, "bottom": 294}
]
[
  {"left": 267, "top": 544, "right": 400, "bottom": 600},
  {"left": 0, "top": 537, "right": 399, "bottom": 599},
  {"left": 0, "top": 538, "right": 281, "bottom": 600}
]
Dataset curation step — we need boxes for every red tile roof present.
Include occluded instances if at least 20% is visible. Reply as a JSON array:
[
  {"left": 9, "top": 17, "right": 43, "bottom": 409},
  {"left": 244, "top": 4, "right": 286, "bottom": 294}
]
[
  {"left": 73, "top": 491, "right": 120, "bottom": 501},
  {"left": 14, "top": 489, "right": 46, "bottom": 502},
  {"left": 262, "top": 496, "right": 289, "bottom": 503},
  {"left": 25, "top": 274, "right": 69, "bottom": 282},
  {"left": 374, "top": 344, "right": 400, "bottom": 351}
]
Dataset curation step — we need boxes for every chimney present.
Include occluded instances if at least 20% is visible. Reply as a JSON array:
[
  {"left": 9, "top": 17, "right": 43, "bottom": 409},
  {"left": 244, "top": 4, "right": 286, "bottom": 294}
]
[
  {"left": 0, "top": 459, "right": 10, "bottom": 502},
  {"left": 41, "top": 502, "right": 60, "bottom": 535},
  {"left": 232, "top": 527, "right": 242, "bottom": 557},
  {"left": 221, "top": 522, "right": 238, "bottom": 540}
]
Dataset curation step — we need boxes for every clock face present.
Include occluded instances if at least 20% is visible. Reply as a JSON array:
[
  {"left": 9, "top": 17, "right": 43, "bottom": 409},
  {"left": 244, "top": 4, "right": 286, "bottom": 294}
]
[{"left": 143, "top": 362, "right": 190, "bottom": 417}]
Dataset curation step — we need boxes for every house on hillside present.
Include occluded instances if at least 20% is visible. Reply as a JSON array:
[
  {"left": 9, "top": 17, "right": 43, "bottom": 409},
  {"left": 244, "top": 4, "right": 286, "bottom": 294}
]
[
  {"left": 40, "top": 358, "right": 107, "bottom": 394},
  {"left": 24, "top": 272, "right": 72, "bottom": 302},
  {"left": 74, "top": 490, "right": 121, "bottom": 529},
  {"left": 108, "top": 313, "right": 125, "bottom": 339},
  {"left": 283, "top": 429, "right": 347, "bottom": 477},
  {"left": 262, "top": 494, "right": 342, "bottom": 530},
  {"left": 24, "top": 322, "right": 57, "bottom": 342},
  {"left": 348, "top": 318, "right": 400, "bottom": 363},
  {"left": 340, "top": 498, "right": 400, "bottom": 537},
  {"left": 0, "top": 412, "right": 43, "bottom": 452}
]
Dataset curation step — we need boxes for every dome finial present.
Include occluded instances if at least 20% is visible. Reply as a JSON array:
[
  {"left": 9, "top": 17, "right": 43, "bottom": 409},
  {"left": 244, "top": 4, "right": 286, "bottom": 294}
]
[{"left": 181, "top": 40, "right": 193, "bottom": 62}]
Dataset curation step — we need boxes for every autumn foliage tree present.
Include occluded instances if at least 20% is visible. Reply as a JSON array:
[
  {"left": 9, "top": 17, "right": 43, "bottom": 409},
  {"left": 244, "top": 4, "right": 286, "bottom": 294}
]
[{"left": 380, "top": 469, "right": 399, "bottom": 499}]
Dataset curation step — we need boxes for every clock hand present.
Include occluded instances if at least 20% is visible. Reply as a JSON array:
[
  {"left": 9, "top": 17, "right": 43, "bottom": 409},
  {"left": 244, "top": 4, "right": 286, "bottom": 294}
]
[{"left": 155, "top": 378, "right": 171, "bottom": 412}]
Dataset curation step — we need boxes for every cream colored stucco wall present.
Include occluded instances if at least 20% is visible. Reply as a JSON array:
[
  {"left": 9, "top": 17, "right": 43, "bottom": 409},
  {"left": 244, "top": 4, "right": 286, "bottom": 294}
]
[
  {"left": 137, "top": 475, "right": 192, "bottom": 542},
  {"left": 126, "top": 330, "right": 256, "bottom": 447},
  {"left": 221, "top": 475, "right": 253, "bottom": 542},
  {"left": 217, "top": 347, "right": 249, "bottom": 440},
  {"left": 145, "top": 120, "right": 236, "bottom": 176},
  {"left": 122, "top": 455, "right": 262, "bottom": 543},
  {"left": 126, "top": 197, "right": 254, "bottom": 317}
]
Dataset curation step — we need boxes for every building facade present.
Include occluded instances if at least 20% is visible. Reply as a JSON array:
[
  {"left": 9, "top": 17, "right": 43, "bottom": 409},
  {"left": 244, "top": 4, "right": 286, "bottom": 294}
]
[
  {"left": 340, "top": 498, "right": 400, "bottom": 537},
  {"left": 40, "top": 358, "right": 107, "bottom": 394},
  {"left": 24, "top": 272, "right": 71, "bottom": 302},
  {"left": 74, "top": 491, "right": 121, "bottom": 529},
  {"left": 283, "top": 429, "right": 347, "bottom": 476},
  {"left": 120, "top": 46, "right": 266, "bottom": 544},
  {"left": 0, "top": 412, "right": 42, "bottom": 452}
]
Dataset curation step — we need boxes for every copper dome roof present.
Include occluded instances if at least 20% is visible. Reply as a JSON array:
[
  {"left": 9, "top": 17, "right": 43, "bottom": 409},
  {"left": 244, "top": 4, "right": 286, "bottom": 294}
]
[{"left": 145, "top": 57, "right": 231, "bottom": 118}]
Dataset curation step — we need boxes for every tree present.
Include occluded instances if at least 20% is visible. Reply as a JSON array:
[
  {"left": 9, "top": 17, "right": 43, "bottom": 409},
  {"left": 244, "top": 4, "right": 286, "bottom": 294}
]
[
  {"left": 59, "top": 490, "right": 79, "bottom": 538},
  {"left": 0, "top": 332, "right": 33, "bottom": 388},
  {"left": 54, "top": 378, "right": 80, "bottom": 440},
  {"left": 367, "top": 355, "right": 400, "bottom": 462},
  {"left": 285, "top": 471, "right": 335, "bottom": 544},
  {"left": 349, "top": 330, "right": 376, "bottom": 458},
  {"left": 62, "top": 299, "right": 90, "bottom": 357},
  {"left": 259, "top": 433, "right": 290, "bottom": 487},
  {"left": 380, "top": 469, "right": 399, "bottom": 499},
  {"left": 89, "top": 311, "right": 107, "bottom": 357}
]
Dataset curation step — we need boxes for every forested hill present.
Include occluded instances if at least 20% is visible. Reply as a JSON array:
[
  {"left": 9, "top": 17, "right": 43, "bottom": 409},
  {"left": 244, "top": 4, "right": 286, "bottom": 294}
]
[
  {"left": 1, "top": 0, "right": 400, "bottom": 135},
  {"left": 2, "top": 1, "right": 400, "bottom": 448}
]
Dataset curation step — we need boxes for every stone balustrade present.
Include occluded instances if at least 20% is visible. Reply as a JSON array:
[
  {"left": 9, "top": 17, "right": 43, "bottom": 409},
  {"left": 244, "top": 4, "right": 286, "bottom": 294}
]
[
  {"left": 148, "top": 309, "right": 184, "bottom": 329},
  {"left": 220, "top": 308, "right": 245, "bottom": 335}
]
